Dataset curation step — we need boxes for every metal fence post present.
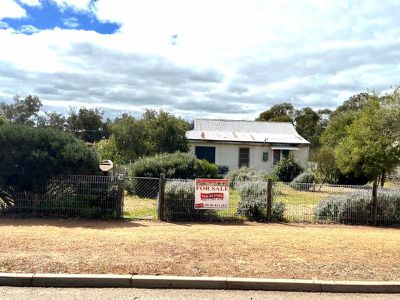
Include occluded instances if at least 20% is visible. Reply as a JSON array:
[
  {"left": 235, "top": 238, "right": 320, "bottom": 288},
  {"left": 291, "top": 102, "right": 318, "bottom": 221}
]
[
  {"left": 116, "top": 173, "right": 124, "bottom": 220},
  {"left": 266, "top": 179, "right": 273, "bottom": 222},
  {"left": 371, "top": 178, "right": 378, "bottom": 225},
  {"left": 158, "top": 173, "right": 166, "bottom": 221}
]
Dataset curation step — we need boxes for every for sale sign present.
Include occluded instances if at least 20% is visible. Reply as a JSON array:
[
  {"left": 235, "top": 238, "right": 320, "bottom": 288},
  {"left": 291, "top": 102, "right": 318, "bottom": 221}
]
[{"left": 195, "top": 178, "right": 230, "bottom": 209}]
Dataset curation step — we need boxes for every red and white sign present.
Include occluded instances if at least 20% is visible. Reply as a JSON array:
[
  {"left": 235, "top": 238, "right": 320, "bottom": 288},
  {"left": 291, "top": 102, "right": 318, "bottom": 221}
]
[{"left": 195, "top": 178, "right": 230, "bottom": 209}]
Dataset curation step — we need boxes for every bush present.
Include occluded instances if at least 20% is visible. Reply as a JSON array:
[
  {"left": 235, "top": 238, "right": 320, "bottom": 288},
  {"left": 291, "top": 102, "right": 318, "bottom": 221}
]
[
  {"left": 0, "top": 125, "right": 99, "bottom": 192},
  {"left": 273, "top": 155, "right": 304, "bottom": 182},
  {"left": 290, "top": 172, "right": 318, "bottom": 190},
  {"left": 126, "top": 152, "right": 218, "bottom": 197},
  {"left": 163, "top": 181, "right": 216, "bottom": 221},
  {"left": 237, "top": 182, "right": 286, "bottom": 221},
  {"left": 225, "top": 167, "right": 278, "bottom": 183},
  {"left": 314, "top": 190, "right": 400, "bottom": 224}
]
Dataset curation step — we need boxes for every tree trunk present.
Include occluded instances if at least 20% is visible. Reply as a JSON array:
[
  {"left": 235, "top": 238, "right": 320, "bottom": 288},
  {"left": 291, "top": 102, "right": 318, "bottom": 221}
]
[
  {"left": 371, "top": 178, "right": 378, "bottom": 226},
  {"left": 380, "top": 170, "right": 386, "bottom": 187}
]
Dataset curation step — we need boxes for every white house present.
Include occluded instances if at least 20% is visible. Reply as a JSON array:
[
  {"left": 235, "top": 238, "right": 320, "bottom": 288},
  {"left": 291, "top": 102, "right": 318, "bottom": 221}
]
[{"left": 186, "top": 119, "right": 310, "bottom": 173}]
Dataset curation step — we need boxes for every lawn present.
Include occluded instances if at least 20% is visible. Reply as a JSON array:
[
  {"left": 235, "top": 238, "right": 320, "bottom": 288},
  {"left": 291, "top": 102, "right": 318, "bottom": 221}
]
[{"left": 0, "top": 218, "right": 399, "bottom": 281}]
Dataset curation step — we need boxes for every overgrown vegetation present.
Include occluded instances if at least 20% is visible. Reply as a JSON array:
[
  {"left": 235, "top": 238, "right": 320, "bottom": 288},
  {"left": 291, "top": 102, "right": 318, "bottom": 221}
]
[
  {"left": 314, "top": 190, "right": 400, "bottom": 224},
  {"left": 273, "top": 155, "right": 304, "bottom": 182},
  {"left": 237, "top": 182, "right": 286, "bottom": 221},
  {"left": 0, "top": 125, "right": 99, "bottom": 192}
]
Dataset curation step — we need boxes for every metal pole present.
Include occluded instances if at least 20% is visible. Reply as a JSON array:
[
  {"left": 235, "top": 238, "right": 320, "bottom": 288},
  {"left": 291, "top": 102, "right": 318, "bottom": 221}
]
[
  {"left": 116, "top": 173, "right": 124, "bottom": 220},
  {"left": 266, "top": 179, "right": 273, "bottom": 222},
  {"left": 157, "top": 173, "right": 166, "bottom": 221}
]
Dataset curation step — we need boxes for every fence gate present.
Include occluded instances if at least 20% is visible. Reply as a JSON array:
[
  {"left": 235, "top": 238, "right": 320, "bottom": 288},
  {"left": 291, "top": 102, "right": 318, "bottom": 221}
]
[{"left": 123, "top": 176, "right": 160, "bottom": 220}]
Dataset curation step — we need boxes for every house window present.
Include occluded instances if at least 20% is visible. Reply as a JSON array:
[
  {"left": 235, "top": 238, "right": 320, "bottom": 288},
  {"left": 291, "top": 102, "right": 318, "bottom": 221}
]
[
  {"left": 273, "top": 149, "right": 281, "bottom": 165},
  {"left": 195, "top": 146, "right": 215, "bottom": 163},
  {"left": 239, "top": 148, "right": 250, "bottom": 167},
  {"left": 262, "top": 152, "right": 268, "bottom": 162},
  {"left": 282, "top": 149, "right": 290, "bottom": 158}
]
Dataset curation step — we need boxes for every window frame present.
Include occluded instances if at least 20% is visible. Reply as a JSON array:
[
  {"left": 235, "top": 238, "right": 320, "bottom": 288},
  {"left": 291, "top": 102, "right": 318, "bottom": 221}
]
[{"left": 238, "top": 147, "right": 250, "bottom": 168}]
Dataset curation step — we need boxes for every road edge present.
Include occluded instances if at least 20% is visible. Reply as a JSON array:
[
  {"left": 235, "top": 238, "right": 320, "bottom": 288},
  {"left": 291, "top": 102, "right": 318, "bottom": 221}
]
[{"left": 0, "top": 273, "right": 399, "bottom": 293}]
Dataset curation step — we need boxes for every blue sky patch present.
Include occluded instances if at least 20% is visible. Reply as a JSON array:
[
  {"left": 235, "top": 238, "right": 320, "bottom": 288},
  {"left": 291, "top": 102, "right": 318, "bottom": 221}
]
[{"left": 3, "top": 0, "right": 120, "bottom": 34}]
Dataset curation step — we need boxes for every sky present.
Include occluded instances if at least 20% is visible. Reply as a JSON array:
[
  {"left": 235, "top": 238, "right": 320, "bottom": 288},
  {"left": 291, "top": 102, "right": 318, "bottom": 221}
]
[{"left": 0, "top": 0, "right": 400, "bottom": 120}]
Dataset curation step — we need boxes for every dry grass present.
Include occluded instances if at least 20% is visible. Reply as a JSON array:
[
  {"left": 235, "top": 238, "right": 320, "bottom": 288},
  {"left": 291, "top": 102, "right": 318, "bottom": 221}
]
[{"left": 0, "top": 218, "right": 399, "bottom": 281}]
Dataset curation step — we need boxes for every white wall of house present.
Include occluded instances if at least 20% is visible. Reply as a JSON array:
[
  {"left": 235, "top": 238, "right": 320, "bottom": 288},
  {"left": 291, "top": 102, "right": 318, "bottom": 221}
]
[{"left": 189, "top": 141, "right": 309, "bottom": 173}]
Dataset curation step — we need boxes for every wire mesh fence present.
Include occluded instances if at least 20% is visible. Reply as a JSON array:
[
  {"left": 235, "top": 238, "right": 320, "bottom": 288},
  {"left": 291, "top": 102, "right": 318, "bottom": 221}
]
[
  {"left": 274, "top": 182, "right": 400, "bottom": 225},
  {"left": 123, "top": 176, "right": 160, "bottom": 219},
  {"left": 0, "top": 175, "right": 123, "bottom": 218}
]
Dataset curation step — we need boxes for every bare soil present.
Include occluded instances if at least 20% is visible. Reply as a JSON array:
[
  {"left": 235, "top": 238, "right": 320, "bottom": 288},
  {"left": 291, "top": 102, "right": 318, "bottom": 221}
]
[{"left": 0, "top": 218, "right": 399, "bottom": 281}]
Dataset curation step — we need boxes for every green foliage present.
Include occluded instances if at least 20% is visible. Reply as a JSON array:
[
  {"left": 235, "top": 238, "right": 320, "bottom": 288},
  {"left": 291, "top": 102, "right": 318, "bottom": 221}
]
[
  {"left": 66, "top": 107, "right": 108, "bottom": 143},
  {"left": 273, "top": 155, "right": 304, "bottom": 182},
  {"left": 256, "top": 102, "right": 294, "bottom": 122},
  {"left": 321, "top": 111, "right": 356, "bottom": 148},
  {"left": 0, "top": 95, "right": 42, "bottom": 125},
  {"left": 335, "top": 97, "right": 400, "bottom": 181},
  {"left": 294, "top": 107, "right": 331, "bottom": 149},
  {"left": 311, "top": 147, "right": 338, "bottom": 184},
  {"left": 225, "top": 167, "right": 278, "bottom": 182},
  {"left": 0, "top": 125, "right": 99, "bottom": 192},
  {"left": 93, "top": 138, "right": 126, "bottom": 165},
  {"left": 111, "top": 110, "right": 190, "bottom": 162},
  {"left": 237, "top": 182, "right": 286, "bottom": 221},
  {"left": 126, "top": 152, "right": 218, "bottom": 197},
  {"left": 0, "top": 115, "right": 6, "bottom": 126},
  {"left": 292, "top": 172, "right": 317, "bottom": 184},
  {"left": 314, "top": 190, "right": 400, "bottom": 224},
  {"left": 37, "top": 112, "right": 66, "bottom": 130},
  {"left": 163, "top": 181, "right": 215, "bottom": 221}
]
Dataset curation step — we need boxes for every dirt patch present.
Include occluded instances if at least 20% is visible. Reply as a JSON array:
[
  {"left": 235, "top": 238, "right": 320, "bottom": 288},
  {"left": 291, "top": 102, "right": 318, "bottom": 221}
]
[{"left": 0, "top": 218, "right": 399, "bottom": 281}]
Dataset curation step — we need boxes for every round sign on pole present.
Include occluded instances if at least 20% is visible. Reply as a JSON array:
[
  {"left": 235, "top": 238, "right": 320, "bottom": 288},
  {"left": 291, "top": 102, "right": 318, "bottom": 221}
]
[{"left": 99, "top": 160, "right": 113, "bottom": 172}]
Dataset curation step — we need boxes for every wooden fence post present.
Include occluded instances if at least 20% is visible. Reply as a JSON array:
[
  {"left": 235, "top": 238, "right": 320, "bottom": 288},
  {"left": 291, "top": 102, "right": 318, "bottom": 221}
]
[
  {"left": 266, "top": 179, "right": 273, "bottom": 222},
  {"left": 116, "top": 173, "right": 124, "bottom": 220},
  {"left": 158, "top": 173, "right": 166, "bottom": 221},
  {"left": 372, "top": 178, "right": 378, "bottom": 226}
]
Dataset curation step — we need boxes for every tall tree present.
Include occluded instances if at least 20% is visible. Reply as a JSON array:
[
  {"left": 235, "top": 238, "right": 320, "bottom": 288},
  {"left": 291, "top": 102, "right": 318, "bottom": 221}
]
[
  {"left": 335, "top": 96, "right": 400, "bottom": 190},
  {"left": 66, "top": 107, "right": 107, "bottom": 143},
  {"left": 0, "top": 95, "right": 42, "bottom": 125},
  {"left": 37, "top": 112, "right": 66, "bottom": 130},
  {"left": 256, "top": 102, "right": 294, "bottom": 122},
  {"left": 294, "top": 107, "right": 322, "bottom": 149}
]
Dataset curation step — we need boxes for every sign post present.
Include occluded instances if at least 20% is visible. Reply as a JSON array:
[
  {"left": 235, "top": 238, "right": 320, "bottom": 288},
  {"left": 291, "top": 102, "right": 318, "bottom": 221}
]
[{"left": 195, "top": 178, "right": 230, "bottom": 209}]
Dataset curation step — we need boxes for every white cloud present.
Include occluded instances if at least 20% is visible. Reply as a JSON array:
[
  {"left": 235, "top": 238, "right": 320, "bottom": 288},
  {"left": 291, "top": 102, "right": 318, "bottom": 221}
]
[
  {"left": 0, "top": 0, "right": 400, "bottom": 119},
  {"left": 62, "top": 17, "right": 79, "bottom": 28},
  {"left": 0, "top": 0, "right": 26, "bottom": 19},
  {"left": 18, "top": 0, "right": 41, "bottom": 6},
  {"left": 50, "top": 0, "right": 92, "bottom": 11},
  {"left": 19, "top": 24, "right": 39, "bottom": 34}
]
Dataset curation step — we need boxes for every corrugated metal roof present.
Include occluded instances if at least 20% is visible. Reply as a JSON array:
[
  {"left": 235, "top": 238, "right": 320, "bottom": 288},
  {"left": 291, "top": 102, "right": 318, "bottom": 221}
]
[{"left": 186, "top": 119, "right": 310, "bottom": 145}]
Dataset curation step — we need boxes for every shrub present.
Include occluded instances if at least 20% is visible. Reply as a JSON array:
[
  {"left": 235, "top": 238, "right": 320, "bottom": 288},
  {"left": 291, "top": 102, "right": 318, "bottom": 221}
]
[
  {"left": 126, "top": 152, "right": 218, "bottom": 197},
  {"left": 163, "top": 181, "right": 216, "bottom": 221},
  {"left": 225, "top": 167, "right": 277, "bottom": 183},
  {"left": 237, "top": 182, "right": 286, "bottom": 221},
  {"left": 0, "top": 125, "right": 99, "bottom": 192},
  {"left": 273, "top": 155, "right": 304, "bottom": 182},
  {"left": 290, "top": 172, "right": 318, "bottom": 191},
  {"left": 314, "top": 190, "right": 400, "bottom": 224}
]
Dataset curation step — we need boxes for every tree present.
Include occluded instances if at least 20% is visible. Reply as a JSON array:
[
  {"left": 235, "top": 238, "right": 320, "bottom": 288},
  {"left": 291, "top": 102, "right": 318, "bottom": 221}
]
[
  {"left": 335, "top": 97, "right": 400, "bottom": 223},
  {"left": 66, "top": 107, "right": 107, "bottom": 143},
  {"left": 142, "top": 109, "right": 189, "bottom": 154},
  {"left": 0, "top": 95, "right": 42, "bottom": 125},
  {"left": 312, "top": 147, "right": 337, "bottom": 184},
  {"left": 93, "top": 138, "right": 126, "bottom": 165},
  {"left": 110, "top": 110, "right": 190, "bottom": 163},
  {"left": 294, "top": 107, "right": 325, "bottom": 149},
  {"left": 111, "top": 115, "right": 148, "bottom": 161},
  {"left": 0, "top": 125, "right": 99, "bottom": 192},
  {"left": 256, "top": 102, "right": 294, "bottom": 122},
  {"left": 37, "top": 112, "right": 66, "bottom": 130}
]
